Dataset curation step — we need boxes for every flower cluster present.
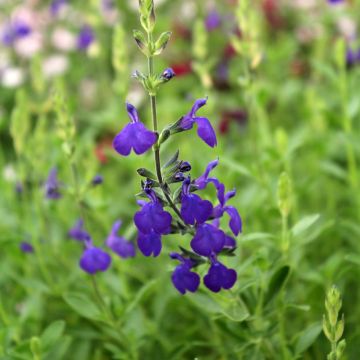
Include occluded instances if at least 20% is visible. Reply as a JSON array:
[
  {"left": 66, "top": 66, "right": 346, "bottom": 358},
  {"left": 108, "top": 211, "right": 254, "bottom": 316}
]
[
  {"left": 112, "top": 97, "right": 241, "bottom": 294},
  {"left": 110, "top": 0, "right": 242, "bottom": 294}
]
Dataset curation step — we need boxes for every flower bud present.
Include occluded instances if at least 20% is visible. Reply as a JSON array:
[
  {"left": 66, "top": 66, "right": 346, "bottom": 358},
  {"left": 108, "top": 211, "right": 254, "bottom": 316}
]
[
  {"left": 179, "top": 161, "right": 191, "bottom": 172},
  {"left": 161, "top": 67, "right": 176, "bottom": 81}
]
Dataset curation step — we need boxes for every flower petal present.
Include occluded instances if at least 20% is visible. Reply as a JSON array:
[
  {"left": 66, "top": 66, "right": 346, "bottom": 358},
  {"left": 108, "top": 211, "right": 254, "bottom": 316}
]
[
  {"left": 137, "top": 232, "right": 162, "bottom": 257},
  {"left": 194, "top": 117, "right": 217, "bottom": 147},
  {"left": 132, "top": 122, "right": 157, "bottom": 155},
  {"left": 79, "top": 247, "right": 112, "bottom": 274},
  {"left": 191, "top": 223, "right": 225, "bottom": 257},
  {"left": 113, "top": 123, "right": 133, "bottom": 156},
  {"left": 181, "top": 193, "right": 213, "bottom": 225},
  {"left": 126, "top": 102, "right": 140, "bottom": 123},
  {"left": 225, "top": 206, "right": 242, "bottom": 236},
  {"left": 172, "top": 264, "right": 200, "bottom": 295}
]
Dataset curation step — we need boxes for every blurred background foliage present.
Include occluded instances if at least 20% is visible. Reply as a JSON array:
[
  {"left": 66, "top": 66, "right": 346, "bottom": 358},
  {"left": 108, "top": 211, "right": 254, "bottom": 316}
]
[{"left": 0, "top": 0, "right": 360, "bottom": 359}]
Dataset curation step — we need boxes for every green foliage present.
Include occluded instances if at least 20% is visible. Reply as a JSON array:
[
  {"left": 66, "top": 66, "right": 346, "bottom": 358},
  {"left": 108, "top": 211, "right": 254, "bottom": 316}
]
[{"left": 1, "top": 0, "right": 360, "bottom": 359}]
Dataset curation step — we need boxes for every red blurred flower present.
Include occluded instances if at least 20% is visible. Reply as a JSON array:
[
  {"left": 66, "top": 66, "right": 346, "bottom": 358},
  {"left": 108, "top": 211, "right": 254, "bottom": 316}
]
[
  {"left": 170, "top": 60, "right": 192, "bottom": 77},
  {"left": 94, "top": 136, "right": 113, "bottom": 164},
  {"left": 219, "top": 109, "right": 247, "bottom": 134},
  {"left": 262, "top": 0, "right": 284, "bottom": 30}
]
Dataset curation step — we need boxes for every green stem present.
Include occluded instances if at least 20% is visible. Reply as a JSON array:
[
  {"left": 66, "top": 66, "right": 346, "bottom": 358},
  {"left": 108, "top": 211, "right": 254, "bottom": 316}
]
[
  {"left": 146, "top": 40, "right": 187, "bottom": 226},
  {"left": 281, "top": 215, "right": 289, "bottom": 255}
]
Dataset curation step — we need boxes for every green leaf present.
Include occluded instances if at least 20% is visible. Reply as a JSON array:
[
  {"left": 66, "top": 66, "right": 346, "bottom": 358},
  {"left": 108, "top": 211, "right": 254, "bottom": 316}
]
[
  {"left": 154, "top": 31, "right": 172, "bottom": 55},
  {"left": 291, "top": 214, "right": 320, "bottom": 238},
  {"left": 63, "top": 292, "right": 102, "bottom": 321},
  {"left": 137, "top": 168, "right": 157, "bottom": 180},
  {"left": 41, "top": 320, "right": 66, "bottom": 350},
  {"left": 264, "top": 265, "right": 291, "bottom": 305},
  {"left": 162, "top": 150, "right": 179, "bottom": 169},
  {"left": 219, "top": 297, "right": 250, "bottom": 322},
  {"left": 295, "top": 322, "right": 322, "bottom": 356},
  {"left": 123, "top": 279, "right": 157, "bottom": 316}
]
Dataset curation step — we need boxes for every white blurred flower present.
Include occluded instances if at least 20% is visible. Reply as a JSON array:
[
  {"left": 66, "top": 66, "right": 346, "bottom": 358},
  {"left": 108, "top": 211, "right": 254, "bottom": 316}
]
[
  {"left": 42, "top": 54, "right": 69, "bottom": 78},
  {"left": 179, "top": 1, "right": 197, "bottom": 20},
  {"left": 127, "top": 83, "right": 145, "bottom": 108},
  {"left": 127, "top": 0, "right": 167, "bottom": 11},
  {"left": 1, "top": 67, "right": 25, "bottom": 88},
  {"left": 3, "top": 164, "right": 17, "bottom": 182},
  {"left": 52, "top": 27, "right": 76, "bottom": 51},
  {"left": 291, "top": 0, "right": 317, "bottom": 10},
  {"left": 337, "top": 17, "right": 357, "bottom": 41},
  {"left": 79, "top": 79, "right": 97, "bottom": 106},
  {"left": 14, "top": 32, "right": 43, "bottom": 58}
]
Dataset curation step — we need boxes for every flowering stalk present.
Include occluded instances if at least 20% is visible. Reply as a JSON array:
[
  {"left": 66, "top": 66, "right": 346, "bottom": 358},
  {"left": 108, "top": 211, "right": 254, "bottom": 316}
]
[
  {"left": 112, "top": 0, "right": 242, "bottom": 294},
  {"left": 323, "top": 286, "right": 346, "bottom": 360}
]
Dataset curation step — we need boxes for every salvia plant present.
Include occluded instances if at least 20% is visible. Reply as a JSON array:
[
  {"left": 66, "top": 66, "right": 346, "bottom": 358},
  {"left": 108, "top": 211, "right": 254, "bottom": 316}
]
[{"left": 112, "top": 0, "right": 242, "bottom": 294}]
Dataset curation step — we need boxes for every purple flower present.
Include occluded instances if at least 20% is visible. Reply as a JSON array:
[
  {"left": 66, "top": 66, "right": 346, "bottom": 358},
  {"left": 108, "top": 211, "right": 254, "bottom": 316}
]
[
  {"left": 205, "top": 10, "right": 221, "bottom": 32},
  {"left": 181, "top": 177, "right": 213, "bottom": 225},
  {"left": 50, "top": 0, "right": 67, "bottom": 16},
  {"left": 106, "top": 220, "right": 136, "bottom": 258},
  {"left": 194, "top": 159, "right": 219, "bottom": 190},
  {"left": 346, "top": 47, "right": 360, "bottom": 67},
  {"left": 134, "top": 191, "right": 172, "bottom": 235},
  {"left": 134, "top": 189, "right": 172, "bottom": 257},
  {"left": 92, "top": 174, "right": 103, "bottom": 186},
  {"left": 161, "top": 68, "right": 176, "bottom": 81},
  {"left": 204, "top": 256, "right": 237, "bottom": 292},
  {"left": 68, "top": 219, "right": 91, "bottom": 242},
  {"left": 191, "top": 223, "right": 226, "bottom": 257},
  {"left": 20, "top": 242, "right": 34, "bottom": 253},
  {"left": 213, "top": 188, "right": 242, "bottom": 236},
  {"left": 44, "top": 168, "right": 62, "bottom": 199},
  {"left": 79, "top": 242, "right": 112, "bottom": 274},
  {"left": 113, "top": 103, "right": 157, "bottom": 156},
  {"left": 212, "top": 218, "right": 237, "bottom": 248},
  {"left": 328, "top": 0, "right": 344, "bottom": 4},
  {"left": 180, "top": 98, "right": 217, "bottom": 147},
  {"left": 170, "top": 253, "right": 200, "bottom": 294},
  {"left": 137, "top": 231, "right": 162, "bottom": 257},
  {"left": 77, "top": 25, "right": 95, "bottom": 50},
  {"left": 2, "top": 20, "right": 31, "bottom": 46}
]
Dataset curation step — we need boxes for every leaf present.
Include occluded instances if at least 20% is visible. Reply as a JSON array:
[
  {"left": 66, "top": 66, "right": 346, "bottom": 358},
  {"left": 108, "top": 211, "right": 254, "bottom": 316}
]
[
  {"left": 345, "top": 254, "right": 360, "bottom": 266},
  {"left": 123, "top": 279, "right": 157, "bottom": 316},
  {"left": 63, "top": 292, "right": 102, "bottom": 321},
  {"left": 291, "top": 214, "right": 320, "bottom": 238},
  {"left": 240, "top": 232, "right": 275, "bottom": 243},
  {"left": 295, "top": 322, "right": 322, "bottom": 356},
  {"left": 264, "top": 265, "right": 291, "bottom": 305},
  {"left": 137, "top": 168, "right": 157, "bottom": 180},
  {"left": 41, "top": 320, "right": 66, "bottom": 350},
  {"left": 221, "top": 157, "right": 252, "bottom": 178},
  {"left": 162, "top": 150, "right": 179, "bottom": 169},
  {"left": 189, "top": 293, "right": 249, "bottom": 322},
  {"left": 219, "top": 297, "right": 250, "bottom": 322}
]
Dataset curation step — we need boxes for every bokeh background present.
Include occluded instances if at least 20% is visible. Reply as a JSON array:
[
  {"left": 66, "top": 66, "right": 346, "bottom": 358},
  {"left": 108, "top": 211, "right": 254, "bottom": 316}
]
[{"left": 1, "top": 0, "right": 360, "bottom": 359}]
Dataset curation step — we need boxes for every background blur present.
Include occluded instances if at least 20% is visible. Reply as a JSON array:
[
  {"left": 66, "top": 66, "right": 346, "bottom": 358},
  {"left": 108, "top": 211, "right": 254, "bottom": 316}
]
[{"left": 1, "top": 0, "right": 360, "bottom": 359}]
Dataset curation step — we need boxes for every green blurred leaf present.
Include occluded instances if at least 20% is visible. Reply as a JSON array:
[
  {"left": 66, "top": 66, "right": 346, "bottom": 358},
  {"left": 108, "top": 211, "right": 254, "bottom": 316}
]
[
  {"left": 63, "top": 292, "right": 102, "bottom": 321},
  {"left": 291, "top": 214, "right": 320, "bottom": 238},
  {"left": 295, "top": 322, "right": 322, "bottom": 356},
  {"left": 264, "top": 265, "right": 291, "bottom": 305},
  {"left": 41, "top": 320, "right": 66, "bottom": 350}
]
